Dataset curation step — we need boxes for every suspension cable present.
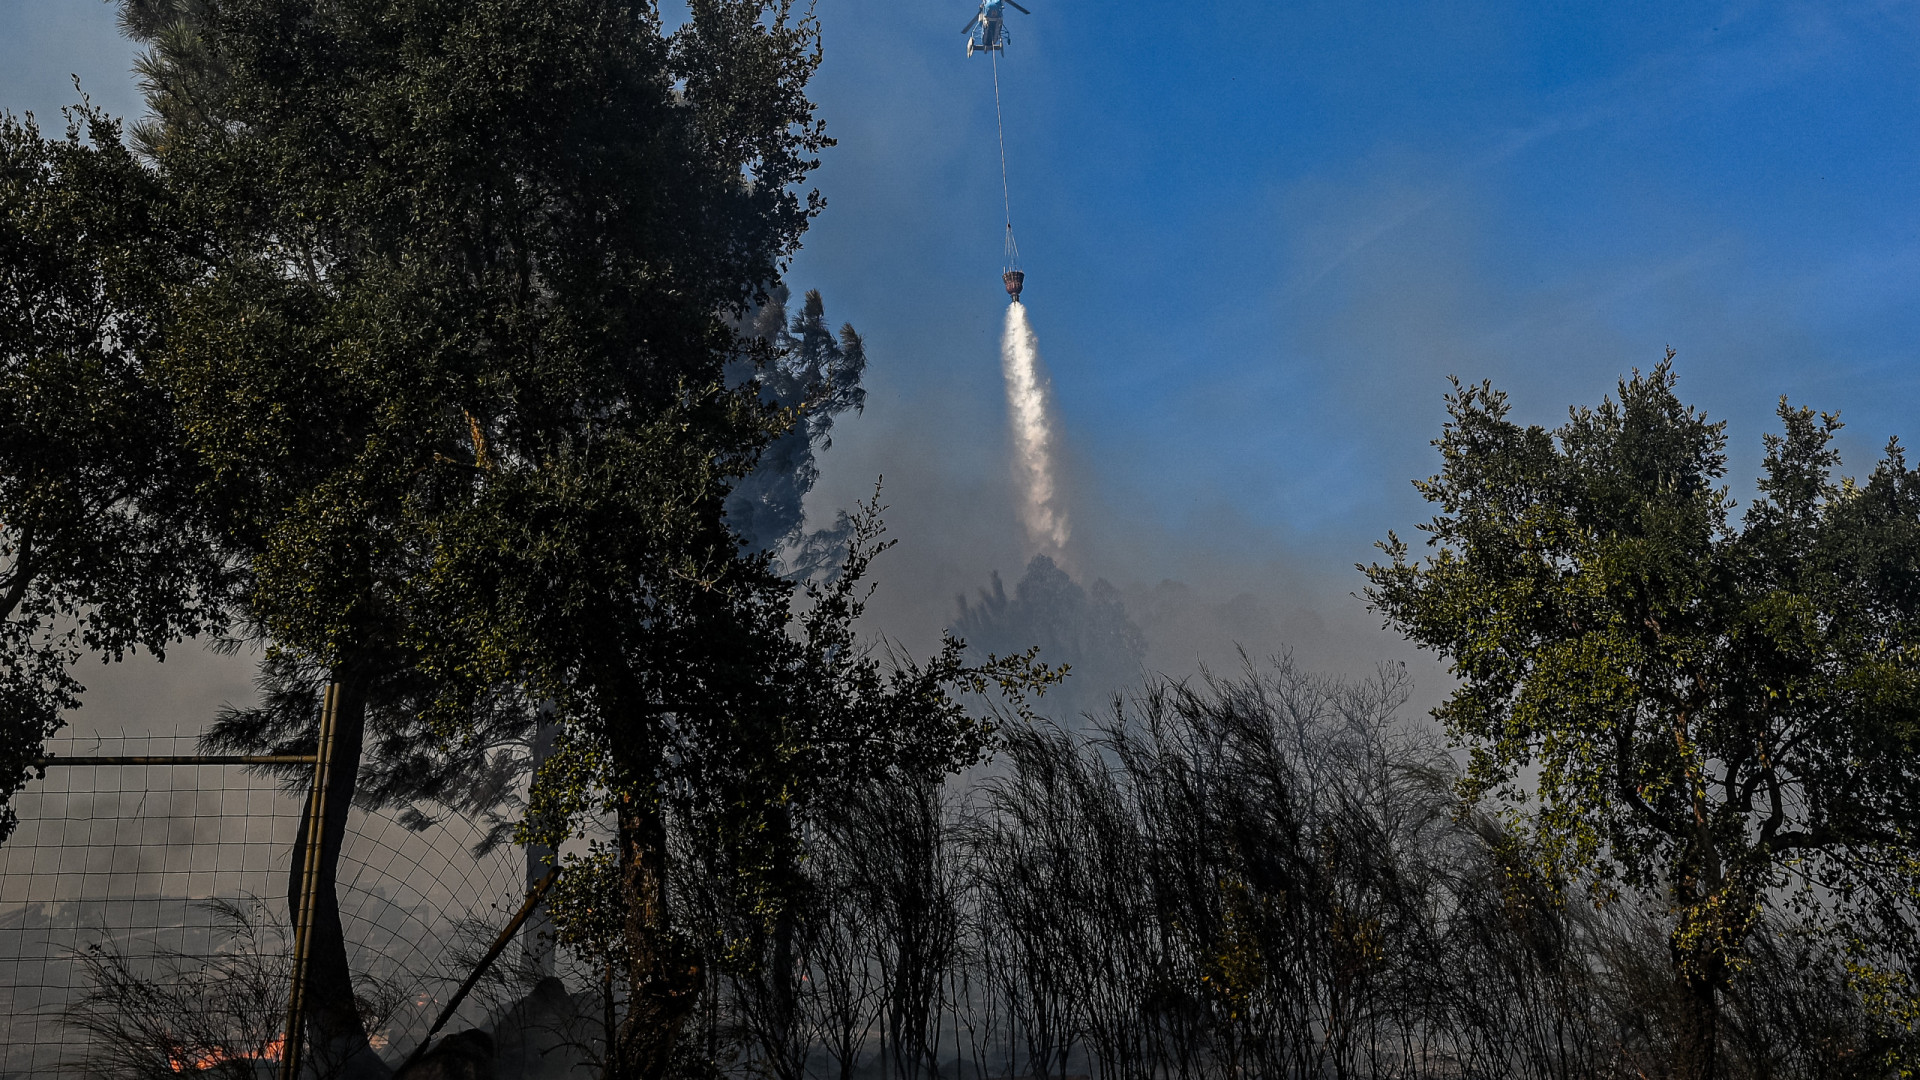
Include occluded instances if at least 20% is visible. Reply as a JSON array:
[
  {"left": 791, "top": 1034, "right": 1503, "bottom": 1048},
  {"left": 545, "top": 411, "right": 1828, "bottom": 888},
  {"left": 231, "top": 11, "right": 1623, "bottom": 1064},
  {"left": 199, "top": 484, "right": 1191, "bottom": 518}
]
[{"left": 992, "top": 46, "right": 1019, "bottom": 269}]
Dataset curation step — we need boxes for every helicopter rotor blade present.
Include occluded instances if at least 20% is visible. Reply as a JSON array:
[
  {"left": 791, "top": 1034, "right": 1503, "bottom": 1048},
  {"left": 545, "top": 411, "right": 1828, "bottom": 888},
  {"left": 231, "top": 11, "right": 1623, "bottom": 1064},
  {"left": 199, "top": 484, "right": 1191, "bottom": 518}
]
[
  {"left": 1005, "top": 0, "right": 1031, "bottom": 13},
  {"left": 963, "top": 13, "right": 981, "bottom": 32}
]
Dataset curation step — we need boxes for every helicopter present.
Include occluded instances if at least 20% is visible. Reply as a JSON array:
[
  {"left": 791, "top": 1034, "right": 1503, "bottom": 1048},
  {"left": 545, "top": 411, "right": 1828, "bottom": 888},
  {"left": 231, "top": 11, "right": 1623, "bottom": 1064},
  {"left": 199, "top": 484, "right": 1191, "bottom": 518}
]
[{"left": 964, "top": 0, "right": 1030, "bottom": 56}]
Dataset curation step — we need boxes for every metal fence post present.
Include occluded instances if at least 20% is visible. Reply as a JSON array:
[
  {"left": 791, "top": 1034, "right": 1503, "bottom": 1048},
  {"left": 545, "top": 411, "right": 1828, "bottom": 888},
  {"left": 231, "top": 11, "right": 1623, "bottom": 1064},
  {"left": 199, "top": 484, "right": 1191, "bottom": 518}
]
[
  {"left": 280, "top": 681, "right": 342, "bottom": 1080},
  {"left": 395, "top": 867, "right": 563, "bottom": 1075}
]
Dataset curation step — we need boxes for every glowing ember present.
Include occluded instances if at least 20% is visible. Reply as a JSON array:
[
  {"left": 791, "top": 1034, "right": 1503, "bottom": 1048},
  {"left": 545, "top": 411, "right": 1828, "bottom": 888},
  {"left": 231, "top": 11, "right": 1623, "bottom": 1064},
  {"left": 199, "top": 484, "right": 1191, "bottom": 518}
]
[{"left": 167, "top": 1035, "right": 283, "bottom": 1073}]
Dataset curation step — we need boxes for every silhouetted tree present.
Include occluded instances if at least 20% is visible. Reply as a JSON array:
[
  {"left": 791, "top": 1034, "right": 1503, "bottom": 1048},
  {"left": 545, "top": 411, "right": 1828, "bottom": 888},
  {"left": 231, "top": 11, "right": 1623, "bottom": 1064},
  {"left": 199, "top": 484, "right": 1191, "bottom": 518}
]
[
  {"left": 727, "top": 286, "right": 868, "bottom": 565},
  {"left": 956, "top": 556, "right": 1147, "bottom": 723}
]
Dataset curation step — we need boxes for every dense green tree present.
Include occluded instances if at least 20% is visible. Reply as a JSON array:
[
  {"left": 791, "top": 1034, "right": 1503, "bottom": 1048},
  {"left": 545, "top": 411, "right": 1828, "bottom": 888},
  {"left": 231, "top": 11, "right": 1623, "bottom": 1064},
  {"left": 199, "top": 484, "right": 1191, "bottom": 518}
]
[
  {"left": 90, "top": 2, "right": 1050, "bottom": 1075},
  {"left": 1365, "top": 359, "right": 1920, "bottom": 1078},
  {"left": 459, "top": 488, "right": 1051, "bottom": 1077},
  {"left": 95, "top": 0, "right": 843, "bottom": 1069},
  {"left": 0, "top": 108, "right": 230, "bottom": 841}
]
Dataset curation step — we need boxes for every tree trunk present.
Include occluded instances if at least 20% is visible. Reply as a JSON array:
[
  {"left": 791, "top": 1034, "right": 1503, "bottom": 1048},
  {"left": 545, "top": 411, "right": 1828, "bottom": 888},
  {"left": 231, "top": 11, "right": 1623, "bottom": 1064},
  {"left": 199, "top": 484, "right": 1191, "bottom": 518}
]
[
  {"left": 1672, "top": 968, "right": 1718, "bottom": 1080},
  {"left": 611, "top": 792, "right": 701, "bottom": 1080},
  {"left": 770, "top": 906, "right": 799, "bottom": 1078},
  {"left": 766, "top": 838, "right": 803, "bottom": 1080},
  {"left": 524, "top": 708, "right": 559, "bottom": 978},
  {"left": 1669, "top": 875, "right": 1744, "bottom": 1080},
  {"left": 287, "top": 669, "right": 377, "bottom": 1073}
]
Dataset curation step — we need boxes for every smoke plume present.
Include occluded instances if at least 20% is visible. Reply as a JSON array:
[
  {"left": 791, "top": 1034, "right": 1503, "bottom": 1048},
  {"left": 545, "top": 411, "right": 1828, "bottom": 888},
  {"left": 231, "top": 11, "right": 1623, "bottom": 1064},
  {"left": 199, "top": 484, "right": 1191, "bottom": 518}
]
[
  {"left": 1001, "top": 301, "right": 1069, "bottom": 552},
  {"left": 956, "top": 555, "right": 1147, "bottom": 723}
]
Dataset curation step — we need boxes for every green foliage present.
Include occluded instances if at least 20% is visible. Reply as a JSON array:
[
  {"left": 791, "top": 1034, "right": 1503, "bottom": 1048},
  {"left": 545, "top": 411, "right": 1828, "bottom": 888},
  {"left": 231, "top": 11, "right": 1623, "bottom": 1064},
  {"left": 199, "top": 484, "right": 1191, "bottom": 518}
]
[
  {"left": 1365, "top": 357, "right": 1920, "bottom": 1065},
  {"left": 126, "top": 0, "right": 835, "bottom": 677},
  {"left": 0, "top": 1, "right": 1037, "bottom": 1071},
  {"left": 0, "top": 107, "right": 230, "bottom": 839},
  {"left": 99, "top": 6, "right": 1058, "bottom": 1071},
  {"left": 525, "top": 493, "right": 1060, "bottom": 976},
  {"left": 91, "top": 7, "right": 851, "bottom": 1059}
]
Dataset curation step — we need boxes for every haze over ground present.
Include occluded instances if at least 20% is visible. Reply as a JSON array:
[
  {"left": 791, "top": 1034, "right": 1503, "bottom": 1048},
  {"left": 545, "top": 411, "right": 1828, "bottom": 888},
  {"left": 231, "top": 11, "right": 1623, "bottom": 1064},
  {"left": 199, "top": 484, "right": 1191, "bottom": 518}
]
[{"left": 6, "top": 0, "right": 1920, "bottom": 727}]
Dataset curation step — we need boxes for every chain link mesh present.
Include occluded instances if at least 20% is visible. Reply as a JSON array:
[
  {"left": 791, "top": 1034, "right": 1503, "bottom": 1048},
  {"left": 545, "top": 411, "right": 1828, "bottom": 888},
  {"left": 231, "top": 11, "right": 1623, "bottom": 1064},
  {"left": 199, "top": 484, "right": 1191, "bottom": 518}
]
[{"left": 0, "top": 732, "right": 528, "bottom": 1078}]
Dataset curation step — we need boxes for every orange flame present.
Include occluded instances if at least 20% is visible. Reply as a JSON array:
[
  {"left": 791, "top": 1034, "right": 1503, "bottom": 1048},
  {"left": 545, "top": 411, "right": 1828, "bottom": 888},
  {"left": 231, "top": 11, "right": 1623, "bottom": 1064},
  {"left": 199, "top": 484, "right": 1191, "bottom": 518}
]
[{"left": 167, "top": 1035, "right": 284, "bottom": 1073}]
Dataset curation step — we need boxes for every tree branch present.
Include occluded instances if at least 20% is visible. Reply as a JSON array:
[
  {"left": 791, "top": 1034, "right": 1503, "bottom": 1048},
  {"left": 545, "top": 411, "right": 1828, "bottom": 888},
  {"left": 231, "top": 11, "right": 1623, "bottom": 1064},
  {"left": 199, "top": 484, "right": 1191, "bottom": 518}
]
[{"left": 0, "top": 524, "right": 34, "bottom": 620}]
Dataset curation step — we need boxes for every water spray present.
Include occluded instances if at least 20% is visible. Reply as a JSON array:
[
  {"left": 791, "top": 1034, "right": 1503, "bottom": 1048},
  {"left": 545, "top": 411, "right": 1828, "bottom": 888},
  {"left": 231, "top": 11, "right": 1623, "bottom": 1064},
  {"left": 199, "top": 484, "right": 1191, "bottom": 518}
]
[
  {"left": 977, "top": 6, "right": 1057, "bottom": 550},
  {"left": 1002, "top": 301, "right": 1068, "bottom": 550}
]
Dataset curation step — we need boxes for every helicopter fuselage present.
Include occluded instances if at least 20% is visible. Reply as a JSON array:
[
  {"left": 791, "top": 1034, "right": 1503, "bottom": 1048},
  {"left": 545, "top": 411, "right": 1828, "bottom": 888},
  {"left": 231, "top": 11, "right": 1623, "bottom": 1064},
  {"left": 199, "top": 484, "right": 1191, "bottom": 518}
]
[{"left": 965, "top": 0, "right": 1013, "bottom": 55}]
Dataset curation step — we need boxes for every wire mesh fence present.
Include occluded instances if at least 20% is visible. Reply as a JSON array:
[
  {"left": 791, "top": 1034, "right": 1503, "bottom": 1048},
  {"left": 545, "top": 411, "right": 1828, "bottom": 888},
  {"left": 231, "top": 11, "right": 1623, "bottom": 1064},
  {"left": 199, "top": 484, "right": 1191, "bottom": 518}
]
[{"left": 0, "top": 732, "right": 531, "bottom": 1078}]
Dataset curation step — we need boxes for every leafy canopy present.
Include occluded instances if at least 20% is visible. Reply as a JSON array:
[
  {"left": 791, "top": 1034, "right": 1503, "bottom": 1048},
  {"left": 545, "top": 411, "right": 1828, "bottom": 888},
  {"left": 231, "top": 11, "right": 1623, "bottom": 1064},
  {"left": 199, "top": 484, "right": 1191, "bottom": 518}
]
[
  {"left": 128, "top": 0, "right": 831, "bottom": 678},
  {"left": 1365, "top": 360, "right": 1920, "bottom": 992},
  {"left": 0, "top": 108, "right": 231, "bottom": 838}
]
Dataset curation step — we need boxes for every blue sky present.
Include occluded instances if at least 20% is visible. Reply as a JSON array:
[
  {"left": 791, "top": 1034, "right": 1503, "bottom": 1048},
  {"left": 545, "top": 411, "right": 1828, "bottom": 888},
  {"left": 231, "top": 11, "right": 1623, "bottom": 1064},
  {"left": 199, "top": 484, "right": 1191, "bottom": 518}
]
[
  {"left": 780, "top": 0, "right": 1920, "bottom": 670},
  {"left": 7, "top": 0, "right": 1920, "bottom": 684}
]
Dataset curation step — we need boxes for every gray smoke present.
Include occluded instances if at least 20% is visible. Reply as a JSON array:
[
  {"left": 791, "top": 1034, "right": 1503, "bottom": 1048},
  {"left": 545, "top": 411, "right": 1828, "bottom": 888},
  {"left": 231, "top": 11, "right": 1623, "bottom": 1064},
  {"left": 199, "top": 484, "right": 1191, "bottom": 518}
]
[
  {"left": 955, "top": 554, "right": 1147, "bottom": 724},
  {"left": 726, "top": 286, "right": 868, "bottom": 577}
]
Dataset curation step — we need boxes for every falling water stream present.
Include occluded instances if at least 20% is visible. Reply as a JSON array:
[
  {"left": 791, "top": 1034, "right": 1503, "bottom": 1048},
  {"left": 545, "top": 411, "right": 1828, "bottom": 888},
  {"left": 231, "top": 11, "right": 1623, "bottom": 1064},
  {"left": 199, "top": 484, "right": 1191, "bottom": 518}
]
[{"left": 1000, "top": 301, "right": 1068, "bottom": 551}]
